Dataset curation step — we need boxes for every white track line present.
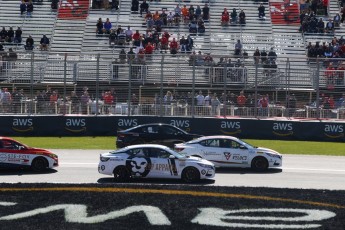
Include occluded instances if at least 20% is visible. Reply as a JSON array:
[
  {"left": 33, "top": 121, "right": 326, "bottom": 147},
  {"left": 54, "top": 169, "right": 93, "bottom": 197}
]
[{"left": 283, "top": 167, "right": 345, "bottom": 172}]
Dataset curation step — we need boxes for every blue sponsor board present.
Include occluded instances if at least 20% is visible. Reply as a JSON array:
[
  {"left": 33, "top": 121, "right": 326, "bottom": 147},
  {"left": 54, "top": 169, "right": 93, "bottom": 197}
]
[{"left": 0, "top": 116, "right": 344, "bottom": 142}]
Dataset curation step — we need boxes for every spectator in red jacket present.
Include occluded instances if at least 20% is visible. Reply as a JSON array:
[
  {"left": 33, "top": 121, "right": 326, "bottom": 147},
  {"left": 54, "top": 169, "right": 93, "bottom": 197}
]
[
  {"left": 145, "top": 42, "right": 154, "bottom": 54},
  {"left": 132, "top": 30, "right": 141, "bottom": 47},
  {"left": 169, "top": 38, "right": 179, "bottom": 54},
  {"left": 237, "top": 91, "right": 246, "bottom": 107},
  {"left": 163, "top": 30, "right": 170, "bottom": 39},
  {"left": 221, "top": 8, "right": 229, "bottom": 25},
  {"left": 160, "top": 35, "right": 169, "bottom": 53},
  {"left": 103, "top": 91, "right": 114, "bottom": 114}
]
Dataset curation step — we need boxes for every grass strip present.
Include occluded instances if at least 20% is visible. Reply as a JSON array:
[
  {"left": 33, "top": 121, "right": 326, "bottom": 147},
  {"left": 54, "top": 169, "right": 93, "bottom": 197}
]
[{"left": 11, "top": 137, "right": 345, "bottom": 156}]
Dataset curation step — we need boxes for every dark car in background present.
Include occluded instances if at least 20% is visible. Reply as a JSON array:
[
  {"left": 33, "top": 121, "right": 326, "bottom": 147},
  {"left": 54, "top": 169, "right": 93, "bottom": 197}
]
[{"left": 116, "top": 123, "right": 202, "bottom": 148}]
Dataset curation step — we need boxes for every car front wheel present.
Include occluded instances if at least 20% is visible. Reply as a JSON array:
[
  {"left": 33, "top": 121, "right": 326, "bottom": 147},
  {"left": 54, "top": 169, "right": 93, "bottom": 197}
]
[
  {"left": 251, "top": 157, "right": 268, "bottom": 172},
  {"left": 113, "top": 166, "right": 130, "bottom": 182},
  {"left": 31, "top": 157, "right": 48, "bottom": 172},
  {"left": 181, "top": 167, "right": 200, "bottom": 183}
]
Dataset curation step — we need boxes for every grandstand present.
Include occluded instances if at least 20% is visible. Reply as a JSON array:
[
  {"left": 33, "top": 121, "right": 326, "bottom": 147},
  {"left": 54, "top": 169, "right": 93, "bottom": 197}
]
[{"left": 0, "top": 0, "right": 345, "bottom": 91}]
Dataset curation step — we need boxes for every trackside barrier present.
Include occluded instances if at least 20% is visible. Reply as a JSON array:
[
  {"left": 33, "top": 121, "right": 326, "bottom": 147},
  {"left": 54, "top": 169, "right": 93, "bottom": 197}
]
[{"left": 1, "top": 116, "right": 344, "bottom": 142}]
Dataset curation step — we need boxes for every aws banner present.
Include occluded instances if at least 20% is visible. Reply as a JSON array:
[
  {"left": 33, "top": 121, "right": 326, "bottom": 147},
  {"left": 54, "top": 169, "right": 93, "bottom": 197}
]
[
  {"left": 0, "top": 116, "right": 344, "bottom": 142},
  {"left": 58, "top": 0, "right": 89, "bottom": 19}
]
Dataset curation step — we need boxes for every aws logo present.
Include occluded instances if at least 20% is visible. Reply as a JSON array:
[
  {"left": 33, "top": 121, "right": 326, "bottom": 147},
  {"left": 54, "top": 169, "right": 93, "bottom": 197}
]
[
  {"left": 65, "top": 119, "right": 86, "bottom": 133},
  {"left": 170, "top": 120, "right": 190, "bottom": 131},
  {"left": 12, "top": 119, "right": 34, "bottom": 132},
  {"left": 324, "top": 124, "right": 344, "bottom": 139},
  {"left": 117, "top": 119, "right": 138, "bottom": 130},
  {"left": 220, "top": 121, "right": 241, "bottom": 135},
  {"left": 272, "top": 123, "right": 293, "bottom": 136}
]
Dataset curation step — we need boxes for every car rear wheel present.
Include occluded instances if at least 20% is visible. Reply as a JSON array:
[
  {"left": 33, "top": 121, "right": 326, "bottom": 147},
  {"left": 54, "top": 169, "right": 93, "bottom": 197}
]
[
  {"left": 31, "top": 157, "right": 48, "bottom": 172},
  {"left": 181, "top": 167, "right": 200, "bottom": 183},
  {"left": 251, "top": 157, "right": 268, "bottom": 172},
  {"left": 113, "top": 166, "right": 130, "bottom": 182}
]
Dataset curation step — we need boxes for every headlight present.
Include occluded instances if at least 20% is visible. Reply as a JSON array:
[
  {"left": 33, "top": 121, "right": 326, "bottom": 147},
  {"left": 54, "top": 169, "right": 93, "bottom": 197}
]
[
  {"left": 197, "top": 163, "right": 214, "bottom": 169},
  {"left": 265, "top": 153, "right": 282, "bottom": 159},
  {"left": 100, "top": 156, "right": 110, "bottom": 162},
  {"left": 49, "top": 154, "right": 58, "bottom": 159}
]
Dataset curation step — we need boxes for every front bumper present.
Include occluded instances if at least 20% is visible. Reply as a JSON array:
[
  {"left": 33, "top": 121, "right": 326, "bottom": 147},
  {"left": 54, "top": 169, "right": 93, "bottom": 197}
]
[
  {"left": 200, "top": 168, "right": 215, "bottom": 179},
  {"left": 98, "top": 162, "right": 113, "bottom": 175},
  {"left": 269, "top": 158, "right": 282, "bottom": 168}
]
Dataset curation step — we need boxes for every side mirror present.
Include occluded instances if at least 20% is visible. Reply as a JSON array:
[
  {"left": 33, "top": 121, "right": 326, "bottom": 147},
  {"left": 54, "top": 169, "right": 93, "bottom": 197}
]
[
  {"left": 18, "top": 146, "right": 26, "bottom": 150},
  {"left": 169, "top": 155, "right": 176, "bottom": 159},
  {"left": 239, "top": 145, "right": 247, "bottom": 150}
]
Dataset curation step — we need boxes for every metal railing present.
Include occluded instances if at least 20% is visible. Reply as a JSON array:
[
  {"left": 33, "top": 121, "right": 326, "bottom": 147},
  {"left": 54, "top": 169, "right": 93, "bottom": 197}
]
[
  {"left": 1, "top": 100, "right": 344, "bottom": 120},
  {"left": 0, "top": 53, "right": 345, "bottom": 120}
]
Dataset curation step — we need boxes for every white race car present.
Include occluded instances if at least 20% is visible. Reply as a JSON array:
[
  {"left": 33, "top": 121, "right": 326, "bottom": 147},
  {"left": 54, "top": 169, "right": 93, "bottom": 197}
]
[
  {"left": 98, "top": 144, "right": 215, "bottom": 183},
  {"left": 174, "top": 136, "right": 282, "bottom": 171}
]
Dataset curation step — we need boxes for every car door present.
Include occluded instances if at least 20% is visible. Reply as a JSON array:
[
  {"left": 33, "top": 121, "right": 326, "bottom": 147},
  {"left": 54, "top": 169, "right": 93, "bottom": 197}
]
[
  {"left": 220, "top": 139, "right": 249, "bottom": 167},
  {"left": 140, "top": 125, "right": 161, "bottom": 144},
  {"left": 197, "top": 138, "right": 223, "bottom": 164},
  {"left": 146, "top": 147, "right": 179, "bottom": 178},
  {"left": 125, "top": 147, "right": 155, "bottom": 178},
  {"left": 0, "top": 140, "right": 30, "bottom": 167},
  {"left": 158, "top": 125, "right": 184, "bottom": 147}
]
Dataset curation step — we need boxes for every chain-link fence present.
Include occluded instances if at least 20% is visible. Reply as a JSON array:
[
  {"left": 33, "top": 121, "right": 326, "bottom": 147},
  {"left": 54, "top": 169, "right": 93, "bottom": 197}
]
[{"left": 0, "top": 52, "right": 344, "bottom": 120}]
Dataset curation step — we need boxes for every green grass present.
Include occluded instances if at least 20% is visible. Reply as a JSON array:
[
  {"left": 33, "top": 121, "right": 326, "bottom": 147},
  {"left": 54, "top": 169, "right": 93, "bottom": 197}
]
[
  {"left": 245, "top": 140, "right": 345, "bottom": 156},
  {"left": 14, "top": 137, "right": 115, "bottom": 150},
  {"left": 12, "top": 137, "right": 345, "bottom": 156}
]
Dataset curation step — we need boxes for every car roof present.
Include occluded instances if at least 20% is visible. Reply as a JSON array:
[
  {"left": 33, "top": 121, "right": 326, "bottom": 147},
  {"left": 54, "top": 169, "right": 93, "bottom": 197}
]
[
  {"left": 0, "top": 136, "right": 16, "bottom": 141},
  {"left": 121, "top": 123, "right": 183, "bottom": 132},
  {"left": 119, "top": 144, "right": 172, "bottom": 150},
  {"left": 136, "top": 123, "right": 173, "bottom": 127},
  {"left": 194, "top": 135, "right": 241, "bottom": 141}
]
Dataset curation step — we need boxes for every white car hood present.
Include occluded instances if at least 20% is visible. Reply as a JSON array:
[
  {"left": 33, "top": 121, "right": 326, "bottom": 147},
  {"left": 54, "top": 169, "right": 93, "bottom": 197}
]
[
  {"left": 255, "top": 147, "right": 280, "bottom": 155},
  {"left": 183, "top": 156, "right": 214, "bottom": 165}
]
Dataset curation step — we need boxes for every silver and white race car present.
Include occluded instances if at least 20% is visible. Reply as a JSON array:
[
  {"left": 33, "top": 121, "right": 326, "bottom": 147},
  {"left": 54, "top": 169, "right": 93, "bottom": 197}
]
[
  {"left": 98, "top": 144, "right": 215, "bottom": 183},
  {"left": 174, "top": 136, "right": 282, "bottom": 171}
]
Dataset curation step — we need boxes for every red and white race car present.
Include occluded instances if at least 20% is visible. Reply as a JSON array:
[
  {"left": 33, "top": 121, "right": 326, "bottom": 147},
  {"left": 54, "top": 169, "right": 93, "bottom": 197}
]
[{"left": 0, "top": 137, "right": 58, "bottom": 172}]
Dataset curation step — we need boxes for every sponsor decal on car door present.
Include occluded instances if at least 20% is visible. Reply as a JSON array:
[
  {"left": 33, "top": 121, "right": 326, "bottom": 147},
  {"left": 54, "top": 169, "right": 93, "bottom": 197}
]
[
  {"left": 149, "top": 148, "right": 179, "bottom": 178},
  {"left": 199, "top": 139, "right": 222, "bottom": 164},
  {"left": 221, "top": 140, "right": 249, "bottom": 166}
]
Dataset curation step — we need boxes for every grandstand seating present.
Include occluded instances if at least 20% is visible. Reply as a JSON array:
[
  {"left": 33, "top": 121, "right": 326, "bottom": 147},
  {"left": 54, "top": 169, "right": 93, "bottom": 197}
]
[
  {"left": 0, "top": 0, "right": 56, "bottom": 82},
  {"left": 0, "top": 0, "right": 344, "bottom": 89}
]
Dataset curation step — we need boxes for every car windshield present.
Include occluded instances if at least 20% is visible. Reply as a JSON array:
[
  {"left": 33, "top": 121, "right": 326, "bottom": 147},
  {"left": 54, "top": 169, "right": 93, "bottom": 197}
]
[
  {"left": 110, "top": 147, "right": 128, "bottom": 154},
  {"left": 237, "top": 139, "right": 255, "bottom": 148},
  {"left": 170, "top": 149, "right": 185, "bottom": 159},
  {"left": 185, "top": 138, "right": 201, "bottom": 144},
  {"left": 171, "top": 126, "right": 188, "bottom": 134}
]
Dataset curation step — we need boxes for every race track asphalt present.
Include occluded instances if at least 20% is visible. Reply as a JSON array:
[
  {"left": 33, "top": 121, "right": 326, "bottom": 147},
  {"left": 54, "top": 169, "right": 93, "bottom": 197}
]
[{"left": 2, "top": 150, "right": 345, "bottom": 190}]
